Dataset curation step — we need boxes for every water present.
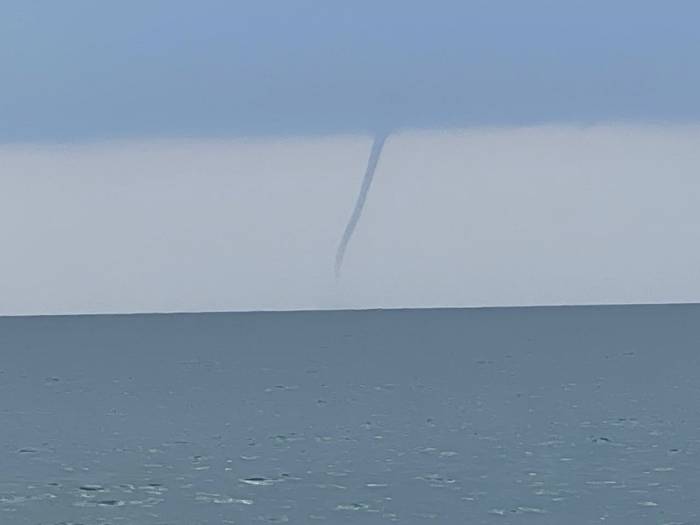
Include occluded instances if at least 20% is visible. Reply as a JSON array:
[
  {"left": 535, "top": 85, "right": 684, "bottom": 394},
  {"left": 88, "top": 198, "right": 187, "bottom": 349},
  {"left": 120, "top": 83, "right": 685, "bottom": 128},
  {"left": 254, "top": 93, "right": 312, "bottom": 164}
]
[{"left": 1, "top": 304, "right": 699, "bottom": 524}]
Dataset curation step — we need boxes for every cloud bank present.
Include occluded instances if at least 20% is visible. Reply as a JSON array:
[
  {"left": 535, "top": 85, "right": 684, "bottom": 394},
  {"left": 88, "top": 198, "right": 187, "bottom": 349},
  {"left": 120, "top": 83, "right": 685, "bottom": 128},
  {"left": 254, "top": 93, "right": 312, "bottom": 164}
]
[{"left": 2, "top": 124, "right": 700, "bottom": 316}]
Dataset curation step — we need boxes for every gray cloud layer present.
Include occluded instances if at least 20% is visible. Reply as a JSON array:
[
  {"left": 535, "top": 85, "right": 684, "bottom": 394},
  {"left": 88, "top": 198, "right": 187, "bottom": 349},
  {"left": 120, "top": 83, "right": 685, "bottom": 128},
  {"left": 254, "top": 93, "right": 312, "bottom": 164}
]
[{"left": 3, "top": 2, "right": 700, "bottom": 142}]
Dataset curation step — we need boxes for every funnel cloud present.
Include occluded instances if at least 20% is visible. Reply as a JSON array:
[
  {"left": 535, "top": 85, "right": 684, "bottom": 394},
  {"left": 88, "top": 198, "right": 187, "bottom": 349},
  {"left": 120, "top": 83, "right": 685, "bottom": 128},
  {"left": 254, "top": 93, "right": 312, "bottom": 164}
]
[{"left": 335, "top": 132, "right": 389, "bottom": 277}]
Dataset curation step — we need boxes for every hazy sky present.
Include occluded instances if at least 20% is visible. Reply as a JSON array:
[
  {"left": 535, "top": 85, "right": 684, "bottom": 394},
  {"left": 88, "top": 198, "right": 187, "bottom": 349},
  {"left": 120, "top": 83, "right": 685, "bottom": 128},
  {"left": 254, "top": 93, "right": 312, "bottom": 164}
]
[
  {"left": 2, "top": 125, "right": 700, "bottom": 316},
  {"left": 2, "top": 1, "right": 700, "bottom": 142},
  {"left": 3, "top": 3, "right": 700, "bottom": 315}
]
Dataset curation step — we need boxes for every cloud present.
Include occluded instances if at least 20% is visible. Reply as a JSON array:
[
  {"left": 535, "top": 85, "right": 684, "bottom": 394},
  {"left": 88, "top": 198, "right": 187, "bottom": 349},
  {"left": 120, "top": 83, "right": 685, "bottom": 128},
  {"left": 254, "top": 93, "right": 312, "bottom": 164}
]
[
  {"left": 2, "top": 124, "right": 700, "bottom": 316},
  {"left": 335, "top": 131, "right": 389, "bottom": 277}
]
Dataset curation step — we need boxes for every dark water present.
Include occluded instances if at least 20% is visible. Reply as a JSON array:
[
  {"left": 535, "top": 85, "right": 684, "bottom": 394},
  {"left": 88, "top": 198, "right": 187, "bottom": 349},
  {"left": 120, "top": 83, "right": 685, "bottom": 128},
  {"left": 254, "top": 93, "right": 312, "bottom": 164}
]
[{"left": 1, "top": 305, "right": 699, "bottom": 524}]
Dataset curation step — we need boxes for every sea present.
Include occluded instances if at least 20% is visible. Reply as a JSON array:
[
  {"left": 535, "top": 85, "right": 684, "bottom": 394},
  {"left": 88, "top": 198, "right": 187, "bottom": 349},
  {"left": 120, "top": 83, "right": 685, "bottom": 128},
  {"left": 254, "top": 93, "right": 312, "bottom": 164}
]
[{"left": 1, "top": 304, "right": 699, "bottom": 524}]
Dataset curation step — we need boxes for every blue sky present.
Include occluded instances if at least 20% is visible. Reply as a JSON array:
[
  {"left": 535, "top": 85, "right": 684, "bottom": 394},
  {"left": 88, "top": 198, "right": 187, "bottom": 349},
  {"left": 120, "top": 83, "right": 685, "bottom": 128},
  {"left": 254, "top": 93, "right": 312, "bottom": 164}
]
[{"left": 2, "top": 0, "right": 700, "bottom": 142}]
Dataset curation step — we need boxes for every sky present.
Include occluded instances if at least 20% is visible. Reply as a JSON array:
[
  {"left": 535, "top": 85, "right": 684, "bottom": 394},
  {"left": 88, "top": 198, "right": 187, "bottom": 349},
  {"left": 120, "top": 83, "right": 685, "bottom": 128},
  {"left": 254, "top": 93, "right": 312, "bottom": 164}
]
[
  {"left": 3, "top": 125, "right": 700, "bottom": 316},
  {"left": 2, "top": 2, "right": 700, "bottom": 315}
]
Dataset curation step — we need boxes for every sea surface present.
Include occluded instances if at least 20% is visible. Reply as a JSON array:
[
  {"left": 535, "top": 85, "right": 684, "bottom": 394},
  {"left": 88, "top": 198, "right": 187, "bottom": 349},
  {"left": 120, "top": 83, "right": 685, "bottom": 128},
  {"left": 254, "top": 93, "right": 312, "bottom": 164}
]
[{"left": 1, "top": 304, "right": 699, "bottom": 524}]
